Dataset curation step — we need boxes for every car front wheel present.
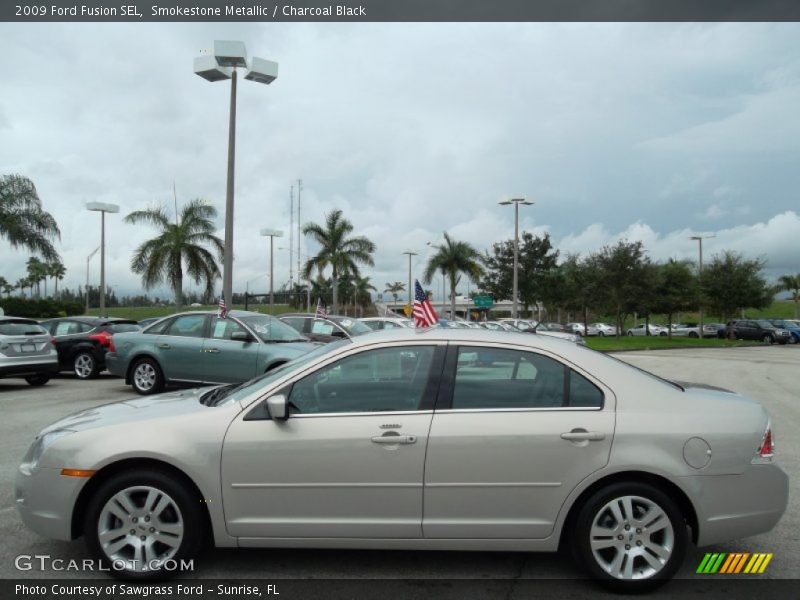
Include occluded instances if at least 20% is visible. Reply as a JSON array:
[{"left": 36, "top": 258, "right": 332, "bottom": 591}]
[
  {"left": 761, "top": 334, "right": 773, "bottom": 344},
  {"left": 84, "top": 469, "right": 204, "bottom": 580},
  {"left": 74, "top": 352, "right": 100, "bottom": 379},
  {"left": 131, "top": 358, "right": 165, "bottom": 395},
  {"left": 574, "top": 482, "right": 687, "bottom": 592}
]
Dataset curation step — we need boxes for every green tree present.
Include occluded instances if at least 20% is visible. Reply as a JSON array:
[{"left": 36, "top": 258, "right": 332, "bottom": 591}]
[
  {"left": 124, "top": 200, "right": 224, "bottom": 311},
  {"left": 651, "top": 259, "right": 698, "bottom": 338},
  {"left": 423, "top": 232, "right": 484, "bottom": 321},
  {"left": 0, "top": 174, "right": 61, "bottom": 261},
  {"left": 352, "top": 276, "right": 377, "bottom": 316},
  {"left": 0, "top": 276, "right": 8, "bottom": 298},
  {"left": 26, "top": 257, "right": 48, "bottom": 298},
  {"left": 384, "top": 282, "right": 405, "bottom": 306},
  {"left": 592, "top": 240, "right": 653, "bottom": 337},
  {"left": 555, "top": 254, "right": 600, "bottom": 334},
  {"left": 48, "top": 261, "right": 66, "bottom": 296},
  {"left": 15, "top": 278, "right": 28, "bottom": 298},
  {"left": 777, "top": 273, "right": 800, "bottom": 318},
  {"left": 702, "top": 251, "right": 772, "bottom": 324},
  {"left": 481, "top": 232, "right": 560, "bottom": 315},
  {"left": 301, "top": 209, "right": 376, "bottom": 314}
]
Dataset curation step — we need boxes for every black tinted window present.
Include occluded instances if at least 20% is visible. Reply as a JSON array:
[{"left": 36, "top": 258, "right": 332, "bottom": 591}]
[
  {"left": 452, "top": 347, "right": 566, "bottom": 409},
  {"left": 109, "top": 323, "right": 141, "bottom": 333},
  {"left": 569, "top": 370, "right": 604, "bottom": 408},
  {"left": 288, "top": 346, "right": 435, "bottom": 414}
]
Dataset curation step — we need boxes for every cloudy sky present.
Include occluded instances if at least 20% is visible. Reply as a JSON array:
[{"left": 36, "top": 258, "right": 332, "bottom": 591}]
[{"left": 1, "top": 22, "right": 799, "bottom": 301}]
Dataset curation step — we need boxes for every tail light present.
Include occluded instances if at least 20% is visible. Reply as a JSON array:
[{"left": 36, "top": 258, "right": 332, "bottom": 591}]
[
  {"left": 50, "top": 336, "right": 57, "bottom": 345},
  {"left": 89, "top": 331, "right": 116, "bottom": 352},
  {"left": 753, "top": 424, "right": 775, "bottom": 463}
]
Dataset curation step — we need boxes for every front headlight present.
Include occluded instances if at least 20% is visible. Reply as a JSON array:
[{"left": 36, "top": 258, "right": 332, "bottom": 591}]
[{"left": 22, "top": 430, "right": 75, "bottom": 469}]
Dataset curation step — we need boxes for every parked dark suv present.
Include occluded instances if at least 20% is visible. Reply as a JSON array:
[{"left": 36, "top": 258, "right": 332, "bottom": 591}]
[
  {"left": 40, "top": 317, "right": 140, "bottom": 379},
  {"left": 726, "top": 319, "right": 791, "bottom": 344}
]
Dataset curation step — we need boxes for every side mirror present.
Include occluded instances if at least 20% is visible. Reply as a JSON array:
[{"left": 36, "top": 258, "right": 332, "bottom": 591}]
[
  {"left": 230, "top": 331, "right": 253, "bottom": 342},
  {"left": 266, "top": 394, "right": 288, "bottom": 421},
  {"left": 331, "top": 330, "right": 347, "bottom": 338}
]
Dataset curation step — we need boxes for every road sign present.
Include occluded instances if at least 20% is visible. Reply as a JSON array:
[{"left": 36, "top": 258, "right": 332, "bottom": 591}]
[{"left": 474, "top": 295, "right": 493, "bottom": 308}]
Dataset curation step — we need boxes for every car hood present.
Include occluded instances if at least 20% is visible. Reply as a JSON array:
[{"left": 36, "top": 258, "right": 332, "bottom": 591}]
[{"left": 41, "top": 387, "right": 223, "bottom": 435}]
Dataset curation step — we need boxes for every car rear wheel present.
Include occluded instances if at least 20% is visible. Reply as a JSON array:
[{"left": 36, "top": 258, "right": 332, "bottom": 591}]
[
  {"left": 131, "top": 358, "right": 165, "bottom": 395},
  {"left": 659, "top": 331, "right": 667, "bottom": 337},
  {"left": 688, "top": 332, "right": 698, "bottom": 338},
  {"left": 74, "top": 352, "right": 100, "bottom": 379},
  {"left": 761, "top": 334, "right": 773, "bottom": 344},
  {"left": 598, "top": 331, "right": 605, "bottom": 337},
  {"left": 84, "top": 469, "right": 204, "bottom": 580},
  {"left": 627, "top": 331, "right": 634, "bottom": 336},
  {"left": 25, "top": 374, "right": 50, "bottom": 386},
  {"left": 574, "top": 482, "right": 687, "bottom": 592}
]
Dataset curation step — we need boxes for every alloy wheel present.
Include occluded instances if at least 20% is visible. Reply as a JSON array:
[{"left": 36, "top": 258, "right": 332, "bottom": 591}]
[
  {"left": 97, "top": 486, "right": 184, "bottom": 571},
  {"left": 588, "top": 495, "right": 675, "bottom": 580},
  {"left": 74, "top": 354, "right": 95, "bottom": 379},
  {"left": 133, "top": 363, "right": 156, "bottom": 391}
]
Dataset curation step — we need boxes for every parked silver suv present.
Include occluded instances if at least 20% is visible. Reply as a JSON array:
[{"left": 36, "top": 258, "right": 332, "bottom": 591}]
[{"left": 0, "top": 316, "right": 59, "bottom": 386}]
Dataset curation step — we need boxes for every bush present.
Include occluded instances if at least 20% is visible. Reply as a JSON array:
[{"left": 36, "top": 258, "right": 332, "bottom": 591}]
[{"left": 0, "top": 297, "right": 85, "bottom": 319}]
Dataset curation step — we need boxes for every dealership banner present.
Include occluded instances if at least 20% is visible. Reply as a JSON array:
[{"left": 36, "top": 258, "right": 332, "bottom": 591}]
[{"left": 3, "top": 0, "right": 800, "bottom": 22}]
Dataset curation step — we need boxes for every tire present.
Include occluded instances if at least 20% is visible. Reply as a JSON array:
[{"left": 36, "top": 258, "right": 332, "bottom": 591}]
[
  {"left": 762, "top": 334, "right": 773, "bottom": 344},
  {"left": 25, "top": 374, "right": 50, "bottom": 386},
  {"left": 659, "top": 331, "right": 667, "bottom": 337},
  {"left": 74, "top": 352, "right": 100, "bottom": 380},
  {"left": 83, "top": 469, "right": 205, "bottom": 580},
  {"left": 598, "top": 332, "right": 605, "bottom": 337},
  {"left": 130, "top": 358, "right": 165, "bottom": 395},
  {"left": 627, "top": 331, "right": 634, "bottom": 337},
  {"left": 688, "top": 332, "right": 698, "bottom": 338},
  {"left": 573, "top": 482, "right": 688, "bottom": 593}
]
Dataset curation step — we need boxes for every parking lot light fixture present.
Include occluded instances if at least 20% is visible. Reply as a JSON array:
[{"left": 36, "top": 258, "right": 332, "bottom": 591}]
[
  {"left": 498, "top": 197, "right": 533, "bottom": 318},
  {"left": 194, "top": 41, "right": 279, "bottom": 313},
  {"left": 403, "top": 251, "right": 418, "bottom": 314},
  {"left": 690, "top": 234, "right": 716, "bottom": 337},
  {"left": 260, "top": 229, "right": 284, "bottom": 313},
  {"left": 85, "top": 202, "right": 119, "bottom": 317}
]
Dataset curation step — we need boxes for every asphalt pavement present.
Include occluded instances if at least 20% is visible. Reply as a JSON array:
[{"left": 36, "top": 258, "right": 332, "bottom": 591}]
[{"left": 0, "top": 346, "right": 797, "bottom": 589}]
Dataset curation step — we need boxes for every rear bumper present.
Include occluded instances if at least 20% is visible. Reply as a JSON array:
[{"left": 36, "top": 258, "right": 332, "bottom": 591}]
[
  {"left": 679, "top": 463, "right": 789, "bottom": 547},
  {"left": 104, "top": 353, "right": 126, "bottom": 378},
  {"left": 0, "top": 356, "right": 59, "bottom": 378}
]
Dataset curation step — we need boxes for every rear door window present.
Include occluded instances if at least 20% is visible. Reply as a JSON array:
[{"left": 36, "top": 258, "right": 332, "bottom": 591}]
[{"left": 163, "top": 314, "right": 208, "bottom": 338}]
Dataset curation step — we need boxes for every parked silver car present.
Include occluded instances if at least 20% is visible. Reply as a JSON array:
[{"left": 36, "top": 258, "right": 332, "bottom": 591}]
[
  {"left": 16, "top": 329, "right": 787, "bottom": 591},
  {"left": 627, "top": 324, "right": 669, "bottom": 336},
  {"left": 0, "top": 316, "right": 59, "bottom": 385}
]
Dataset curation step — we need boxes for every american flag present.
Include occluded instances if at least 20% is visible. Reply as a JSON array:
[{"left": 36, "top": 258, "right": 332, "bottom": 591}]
[
  {"left": 315, "top": 297, "right": 328, "bottom": 319},
  {"left": 413, "top": 279, "right": 438, "bottom": 328},
  {"left": 218, "top": 297, "right": 228, "bottom": 319}
]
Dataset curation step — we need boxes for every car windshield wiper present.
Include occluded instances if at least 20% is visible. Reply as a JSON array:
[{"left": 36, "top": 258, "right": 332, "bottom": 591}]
[{"left": 200, "top": 383, "right": 239, "bottom": 406}]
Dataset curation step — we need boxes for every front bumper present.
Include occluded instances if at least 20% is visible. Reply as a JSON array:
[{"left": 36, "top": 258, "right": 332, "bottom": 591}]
[
  {"left": 15, "top": 464, "right": 88, "bottom": 541},
  {"left": 679, "top": 463, "right": 789, "bottom": 547},
  {"left": 104, "top": 352, "right": 125, "bottom": 378}
]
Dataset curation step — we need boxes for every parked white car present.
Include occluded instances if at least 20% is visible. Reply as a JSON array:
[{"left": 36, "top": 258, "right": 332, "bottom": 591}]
[
  {"left": 360, "top": 317, "right": 413, "bottom": 331},
  {"left": 590, "top": 323, "right": 618, "bottom": 336},
  {"left": 627, "top": 324, "right": 669, "bottom": 336}
]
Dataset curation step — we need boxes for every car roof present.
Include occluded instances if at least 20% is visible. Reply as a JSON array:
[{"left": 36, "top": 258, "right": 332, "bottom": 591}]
[
  {"left": 41, "top": 316, "right": 137, "bottom": 324},
  {"left": 0, "top": 316, "right": 38, "bottom": 323}
]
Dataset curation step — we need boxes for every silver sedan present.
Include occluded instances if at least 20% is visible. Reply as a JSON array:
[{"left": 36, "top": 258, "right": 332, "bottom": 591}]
[{"left": 15, "top": 329, "right": 787, "bottom": 592}]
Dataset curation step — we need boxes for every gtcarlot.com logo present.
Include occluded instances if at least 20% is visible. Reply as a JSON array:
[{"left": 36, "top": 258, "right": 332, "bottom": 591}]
[{"left": 697, "top": 552, "right": 773, "bottom": 574}]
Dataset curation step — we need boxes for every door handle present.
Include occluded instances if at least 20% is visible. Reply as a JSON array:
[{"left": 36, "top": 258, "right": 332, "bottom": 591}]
[
  {"left": 561, "top": 430, "right": 605, "bottom": 441},
  {"left": 157, "top": 343, "right": 171, "bottom": 349},
  {"left": 205, "top": 348, "right": 220, "bottom": 354},
  {"left": 371, "top": 435, "right": 417, "bottom": 445}
]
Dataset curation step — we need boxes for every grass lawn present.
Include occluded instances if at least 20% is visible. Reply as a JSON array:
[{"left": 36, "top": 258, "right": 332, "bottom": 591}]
[
  {"left": 85, "top": 304, "right": 298, "bottom": 320},
  {"left": 586, "top": 335, "right": 765, "bottom": 352}
]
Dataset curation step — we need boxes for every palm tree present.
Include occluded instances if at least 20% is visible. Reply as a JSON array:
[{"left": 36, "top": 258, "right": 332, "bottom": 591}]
[
  {"left": 353, "top": 276, "right": 377, "bottom": 316},
  {"left": 26, "top": 257, "right": 47, "bottom": 298},
  {"left": 423, "top": 232, "right": 484, "bottom": 321},
  {"left": 778, "top": 273, "right": 800, "bottom": 318},
  {"left": 301, "top": 209, "right": 376, "bottom": 314},
  {"left": 384, "top": 282, "right": 405, "bottom": 307},
  {"left": 48, "top": 261, "right": 66, "bottom": 296},
  {"left": 0, "top": 174, "right": 61, "bottom": 261},
  {"left": 1, "top": 280, "right": 13, "bottom": 298},
  {"left": 124, "top": 199, "right": 224, "bottom": 311}
]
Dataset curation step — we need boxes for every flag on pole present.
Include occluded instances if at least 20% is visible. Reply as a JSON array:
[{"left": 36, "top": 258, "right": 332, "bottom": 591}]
[
  {"left": 413, "top": 279, "right": 438, "bottom": 328},
  {"left": 315, "top": 297, "right": 328, "bottom": 319},
  {"left": 218, "top": 297, "right": 228, "bottom": 319}
]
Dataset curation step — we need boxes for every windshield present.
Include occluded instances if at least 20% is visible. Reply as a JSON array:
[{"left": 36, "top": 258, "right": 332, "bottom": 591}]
[
  {"left": 240, "top": 314, "right": 309, "bottom": 342},
  {"left": 209, "top": 339, "right": 351, "bottom": 406},
  {"left": 329, "top": 317, "right": 372, "bottom": 336}
]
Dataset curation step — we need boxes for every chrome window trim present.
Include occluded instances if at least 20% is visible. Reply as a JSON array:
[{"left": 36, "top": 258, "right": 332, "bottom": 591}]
[
  {"left": 291, "top": 410, "right": 435, "bottom": 419},
  {"left": 440, "top": 407, "right": 603, "bottom": 414}
]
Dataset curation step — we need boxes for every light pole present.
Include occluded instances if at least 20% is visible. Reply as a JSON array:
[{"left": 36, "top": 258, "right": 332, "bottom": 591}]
[
  {"left": 690, "top": 234, "right": 716, "bottom": 337},
  {"left": 86, "top": 202, "right": 119, "bottom": 317},
  {"left": 194, "top": 41, "right": 279, "bottom": 311},
  {"left": 402, "top": 251, "right": 417, "bottom": 316},
  {"left": 260, "top": 229, "right": 283, "bottom": 313},
  {"left": 427, "top": 240, "right": 446, "bottom": 310},
  {"left": 85, "top": 246, "right": 100, "bottom": 314},
  {"left": 499, "top": 197, "right": 533, "bottom": 318}
]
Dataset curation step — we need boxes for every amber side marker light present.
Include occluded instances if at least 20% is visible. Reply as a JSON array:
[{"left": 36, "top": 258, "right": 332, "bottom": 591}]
[{"left": 60, "top": 469, "right": 96, "bottom": 478}]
